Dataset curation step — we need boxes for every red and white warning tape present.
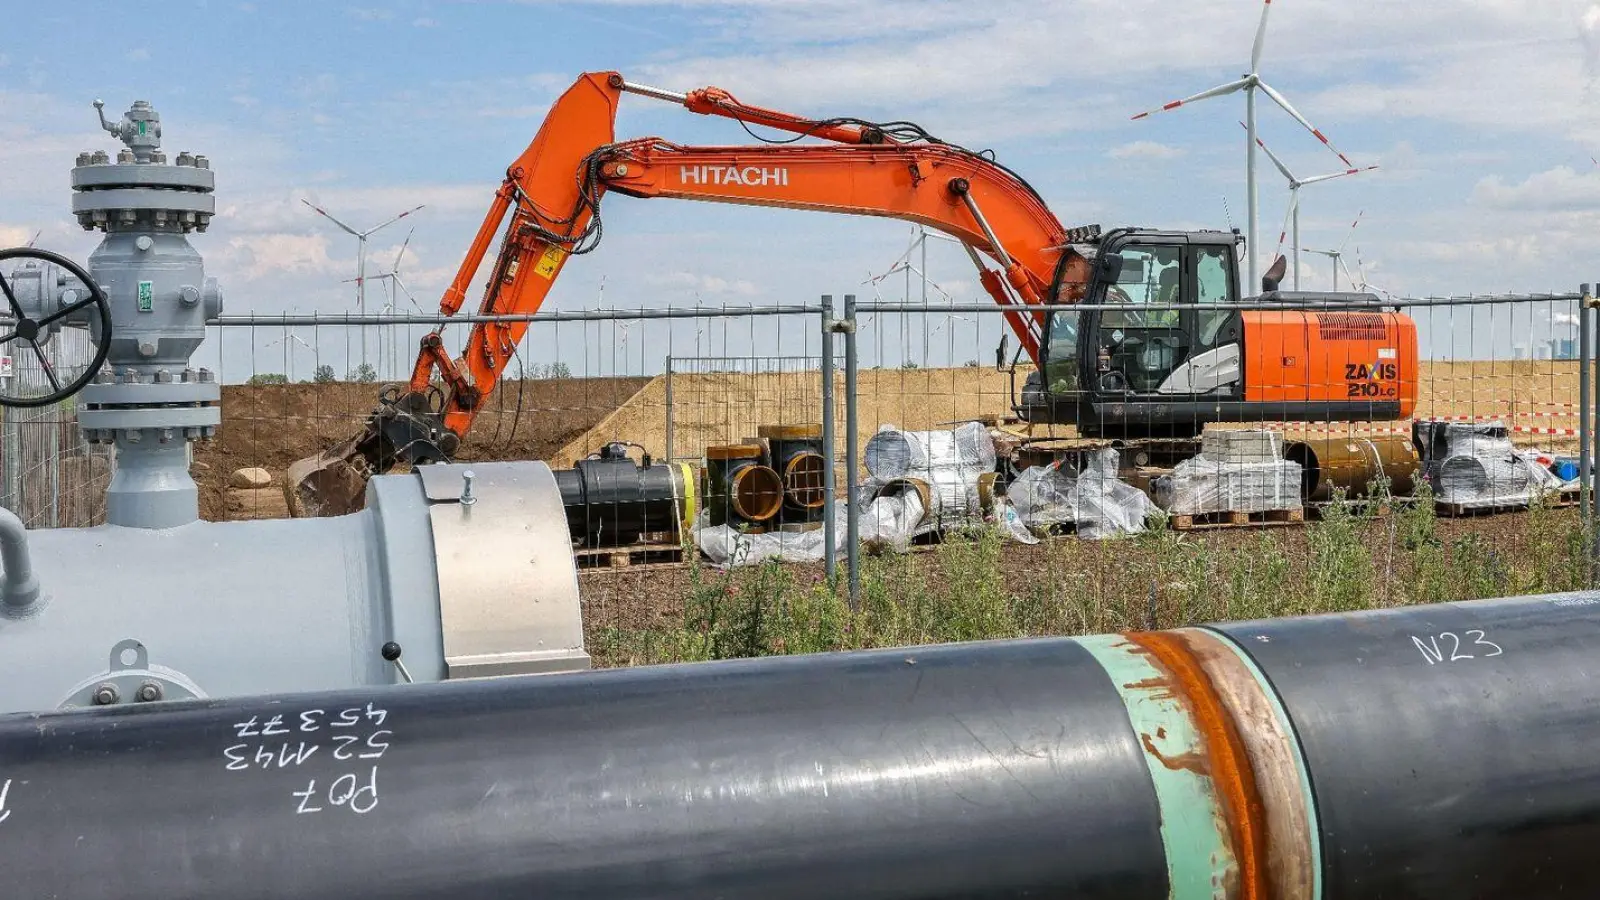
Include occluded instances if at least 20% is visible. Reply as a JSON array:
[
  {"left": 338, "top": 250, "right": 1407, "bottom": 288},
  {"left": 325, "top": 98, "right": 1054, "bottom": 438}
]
[
  {"left": 1511, "top": 426, "right": 1580, "bottom": 436},
  {"left": 1245, "top": 421, "right": 1581, "bottom": 437}
]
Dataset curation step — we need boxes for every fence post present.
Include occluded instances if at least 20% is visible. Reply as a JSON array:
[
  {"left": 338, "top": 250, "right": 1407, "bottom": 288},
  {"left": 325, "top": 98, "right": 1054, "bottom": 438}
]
[
  {"left": 0, "top": 406, "right": 15, "bottom": 517},
  {"left": 821, "top": 296, "right": 837, "bottom": 581},
  {"left": 664, "top": 356, "right": 675, "bottom": 465},
  {"left": 1581, "top": 286, "right": 1592, "bottom": 552},
  {"left": 844, "top": 293, "right": 861, "bottom": 609},
  {"left": 1590, "top": 284, "right": 1600, "bottom": 585}
]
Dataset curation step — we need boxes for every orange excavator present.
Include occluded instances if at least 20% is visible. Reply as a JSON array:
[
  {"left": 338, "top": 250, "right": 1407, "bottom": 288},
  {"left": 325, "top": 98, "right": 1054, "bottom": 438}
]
[{"left": 286, "top": 70, "right": 1417, "bottom": 517}]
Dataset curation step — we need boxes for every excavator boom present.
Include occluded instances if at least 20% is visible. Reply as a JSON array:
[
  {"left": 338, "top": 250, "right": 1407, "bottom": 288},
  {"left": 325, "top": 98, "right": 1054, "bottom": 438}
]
[{"left": 287, "top": 70, "right": 1091, "bottom": 517}]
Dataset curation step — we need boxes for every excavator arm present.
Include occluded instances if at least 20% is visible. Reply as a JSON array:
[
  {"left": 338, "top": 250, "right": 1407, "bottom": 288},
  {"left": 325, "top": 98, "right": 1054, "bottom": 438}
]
[{"left": 286, "top": 70, "right": 1093, "bottom": 517}]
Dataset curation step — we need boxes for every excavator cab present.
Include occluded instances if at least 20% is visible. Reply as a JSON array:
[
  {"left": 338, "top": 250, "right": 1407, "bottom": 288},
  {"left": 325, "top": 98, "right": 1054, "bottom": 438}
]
[
  {"left": 1023, "top": 228, "right": 1246, "bottom": 436},
  {"left": 1020, "top": 227, "right": 1415, "bottom": 437}
]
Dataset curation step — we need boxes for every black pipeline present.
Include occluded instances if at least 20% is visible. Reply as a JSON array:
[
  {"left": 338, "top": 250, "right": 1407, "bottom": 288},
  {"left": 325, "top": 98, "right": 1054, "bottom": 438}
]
[
  {"left": 554, "top": 441, "right": 697, "bottom": 546},
  {"left": 3, "top": 591, "right": 1599, "bottom": 899}
]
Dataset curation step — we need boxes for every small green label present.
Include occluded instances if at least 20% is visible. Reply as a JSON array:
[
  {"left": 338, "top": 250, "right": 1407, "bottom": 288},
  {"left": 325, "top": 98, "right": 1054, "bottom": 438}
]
[
  {"left": 137, "top": 281, "right": 154, "bottom": 312},
  {"left": 138, "top": 121, "right": 147, "bottom": 135}
]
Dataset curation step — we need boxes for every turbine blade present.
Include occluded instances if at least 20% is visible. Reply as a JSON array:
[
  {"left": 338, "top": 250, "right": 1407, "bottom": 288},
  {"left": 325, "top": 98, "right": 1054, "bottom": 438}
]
[
  {"left": 1256, "top": 81, "right": 1355, "bottom": 167},
  {"left": 300, "top": 198, "right": 359, "bottom": 236},
  {"left": 1275, "top": 190, "right": 1297, "bottom": 258},
  {"left": 1298, "top": 165, "right": 1378, "bottom": 187},
  {"left": 1132, "top": 77, "right": 1252, "bottom": 120},
  {"left": 1240, "top": 120, "right": 1295, "bottom": 181},
  {"left": 394, "top": 227, "right": 414, "bottom": 271},
  {"left": 1340, "top": 256, "right": 1361, "bottom": 289},
  {"left": 1337, "top": 210, "right": 1365, "bottom": 253},
  {"left": 365, "top": 204, "right": 426, "bottom": 237},
  {"left": 1251, "top": 0, "right": 1273, "bottom": 72}
]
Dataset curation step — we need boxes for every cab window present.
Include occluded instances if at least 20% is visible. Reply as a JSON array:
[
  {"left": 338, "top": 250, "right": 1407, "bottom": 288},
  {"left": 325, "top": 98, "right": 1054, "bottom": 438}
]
[
  {"left": 1193, "top": 246, "right": 1236, "bottom": 346},
  {"left": 1101, "top": 245, "right": 1182, "bottom": 328},
  {"left": 1043, "top": 310, "right": 1080, "bottom": 393}
]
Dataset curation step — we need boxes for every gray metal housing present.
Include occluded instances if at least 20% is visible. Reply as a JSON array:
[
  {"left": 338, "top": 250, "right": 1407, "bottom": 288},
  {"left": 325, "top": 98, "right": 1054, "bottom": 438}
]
[
  {"left": 65, "top": 99, "right": 224, "bottom": 529},
  {"left": 0, "top": 461, "right": 589, "bottom": 715}
]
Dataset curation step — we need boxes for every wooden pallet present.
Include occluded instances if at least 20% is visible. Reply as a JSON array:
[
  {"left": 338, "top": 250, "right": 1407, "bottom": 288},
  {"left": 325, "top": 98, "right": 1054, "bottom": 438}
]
[
  {"left": 1434, "top": 488, "right": 1584, "bottom": 518},
  {"left": 1434, "top": 501, "right": 1528, "bottom": 518},
  {"left": 1552, "top": 488, "right": 1585, "bottom": 509},
  {"left": 574, "top": 542, "right": 686, "bottom": 570},
  {"left": 1168, "top": 507, "right": 1305, "bottom": 531}
]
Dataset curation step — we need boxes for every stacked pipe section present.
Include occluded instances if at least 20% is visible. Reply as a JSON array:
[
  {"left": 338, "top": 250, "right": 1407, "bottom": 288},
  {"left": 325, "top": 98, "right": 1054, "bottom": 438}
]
[
  {"left": 862, "top": 420, "right": 997, "bottom": 532},
  {"left": 6, "top": 589, "right": 1595, "bottom": 897},
  {"left": 704, "top": 444, "right": 783, "bottom": 531},
  {"left": 1284, "top": 434, "right": 1420, "bottom": 503},
  {"left": 759, "top": 424, "right": 827, "bottom": 531}
]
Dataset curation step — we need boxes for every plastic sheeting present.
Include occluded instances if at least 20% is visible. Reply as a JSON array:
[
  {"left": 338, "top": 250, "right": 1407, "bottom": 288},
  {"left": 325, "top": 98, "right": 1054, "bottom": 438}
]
[
  {"left": 864, "top": 422, "right": 997, "bottom": 479},
  {"left": 694, "top": 491, "right": 925, "bottom": 568},
  {"left": 1431, "top": 423, "right": 1563, "bottom": 508},
  {"left": 862, "top": 421, "right": 999, "bottom": 532},
  {"left": 1007, "top": 449, "right": 1155, "bottom": 540},
  {"left": 694, "top": 487, "right": 1036, "bottom": 568},
  {"left": 1155, "top": 457, "right": 1303, "bottom": 516}
]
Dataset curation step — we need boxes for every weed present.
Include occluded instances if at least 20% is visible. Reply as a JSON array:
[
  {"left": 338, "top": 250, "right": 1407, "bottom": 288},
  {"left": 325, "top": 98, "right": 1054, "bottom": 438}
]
[
  {"left": 595, "top": 495, "right": 1593, "bottom": 668},
  {"left": 1305, "top": 489, "right": 1375, "bottom": 613}
]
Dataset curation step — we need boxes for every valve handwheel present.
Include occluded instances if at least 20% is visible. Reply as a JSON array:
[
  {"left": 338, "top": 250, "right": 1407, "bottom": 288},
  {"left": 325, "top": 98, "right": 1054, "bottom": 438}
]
[{"left": 0, "top": 247, "right": 113, "bottom": 408}]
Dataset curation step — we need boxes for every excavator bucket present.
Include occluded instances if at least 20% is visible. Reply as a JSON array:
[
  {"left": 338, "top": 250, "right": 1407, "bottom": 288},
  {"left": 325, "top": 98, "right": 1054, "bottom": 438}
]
[
  {"left": 283, "top": 436, "right": 372, "bottom": 519},
  {"left": 284, "top": 389, "right": 455, "bottom": 518}
]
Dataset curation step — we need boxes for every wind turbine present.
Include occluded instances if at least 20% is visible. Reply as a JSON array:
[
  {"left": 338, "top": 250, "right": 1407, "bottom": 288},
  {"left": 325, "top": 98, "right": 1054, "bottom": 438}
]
[
  {"left": 301, "top": 198, "right": 424, "bottom": 366},
  {"left": 1351, "top": 246, "right": 1397, "bottom": 301},
  {"left": 265, "top": 332, "right": 313, "bottom": 382},
  {"left": 1302, "top": 212, "right": 1364, "bottom": 291},
  {"left": 1244, "top": 122, "right": 1377, "bottom": 290},
  {"left": 1132, "top": 0, "right": 1354, "bottom": 293},
  {"left": 348, "top": 228, "right": 423, "bottom": 314}
]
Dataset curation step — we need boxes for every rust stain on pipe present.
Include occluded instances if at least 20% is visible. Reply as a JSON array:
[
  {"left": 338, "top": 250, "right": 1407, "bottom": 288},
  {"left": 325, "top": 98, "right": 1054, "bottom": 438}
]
[
  {"left": 1175, "top": 628, "right": 1318, "bottom": 900},
  {"left": 1127, "top": 629, "right": 1271, "bottom": 900}
]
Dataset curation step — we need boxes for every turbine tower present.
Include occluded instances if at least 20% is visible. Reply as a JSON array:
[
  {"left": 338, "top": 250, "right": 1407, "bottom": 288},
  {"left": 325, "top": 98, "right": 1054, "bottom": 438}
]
[
  {"left": 1245, "top": 123, "right": 1376, "bottom": 290},
  {"left": 1132, "top": 0, "right": 1353, "bottom": 293}
]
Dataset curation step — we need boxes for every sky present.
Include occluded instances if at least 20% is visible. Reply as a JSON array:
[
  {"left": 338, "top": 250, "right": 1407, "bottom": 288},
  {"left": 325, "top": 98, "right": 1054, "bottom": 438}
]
[{"left": 5, "top": 0, "right": 1600, "bottom": 379}]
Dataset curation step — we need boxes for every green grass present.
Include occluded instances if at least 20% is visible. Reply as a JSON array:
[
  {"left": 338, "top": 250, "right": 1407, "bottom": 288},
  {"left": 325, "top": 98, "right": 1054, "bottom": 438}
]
[{"left": 595, "top": 499, "right": 1595, "bottom": 668}]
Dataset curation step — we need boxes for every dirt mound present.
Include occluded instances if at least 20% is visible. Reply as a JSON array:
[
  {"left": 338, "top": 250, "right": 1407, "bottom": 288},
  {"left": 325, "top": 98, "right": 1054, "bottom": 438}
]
[{"left": 192, "top": 376, "right": 652, "bottom": 521}]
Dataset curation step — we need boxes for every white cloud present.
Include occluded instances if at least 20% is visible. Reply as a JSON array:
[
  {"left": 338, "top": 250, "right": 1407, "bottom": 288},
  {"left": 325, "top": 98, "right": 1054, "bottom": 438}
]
[
  {"left": 124, "top": 48, "right": 151, "bottom": 62},
  {"left": 0, "top": 226, "right": 37, "bottom": 247},
  {"left": 644, "top": 271, "right": 759, "bottom": 296},
  {"left": 413, "top": 16, "right": 438, "bottom": 27},
  {"left": 1471, "top": 166, "right": 1600, "bottom": 211},
  {"left": 218, "top": 233, "right": 344, "bottom": 281},
  {"left": 1107, "top": 140, "right": 1185, "bottom": 161},
  {"left": 348, "top": 7, "right": 393, "bottom": 21}
]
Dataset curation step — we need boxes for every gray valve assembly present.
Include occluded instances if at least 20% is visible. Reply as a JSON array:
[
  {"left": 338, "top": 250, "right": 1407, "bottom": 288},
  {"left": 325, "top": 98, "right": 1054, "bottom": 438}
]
[{"left": 0, "top": 100, "right": 590, "bottom": 716}]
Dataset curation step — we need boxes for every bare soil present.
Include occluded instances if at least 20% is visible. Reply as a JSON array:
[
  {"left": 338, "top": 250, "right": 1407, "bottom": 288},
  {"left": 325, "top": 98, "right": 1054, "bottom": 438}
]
[{"left": 191, "top": 376, "right": 651, "bottom": 521}]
